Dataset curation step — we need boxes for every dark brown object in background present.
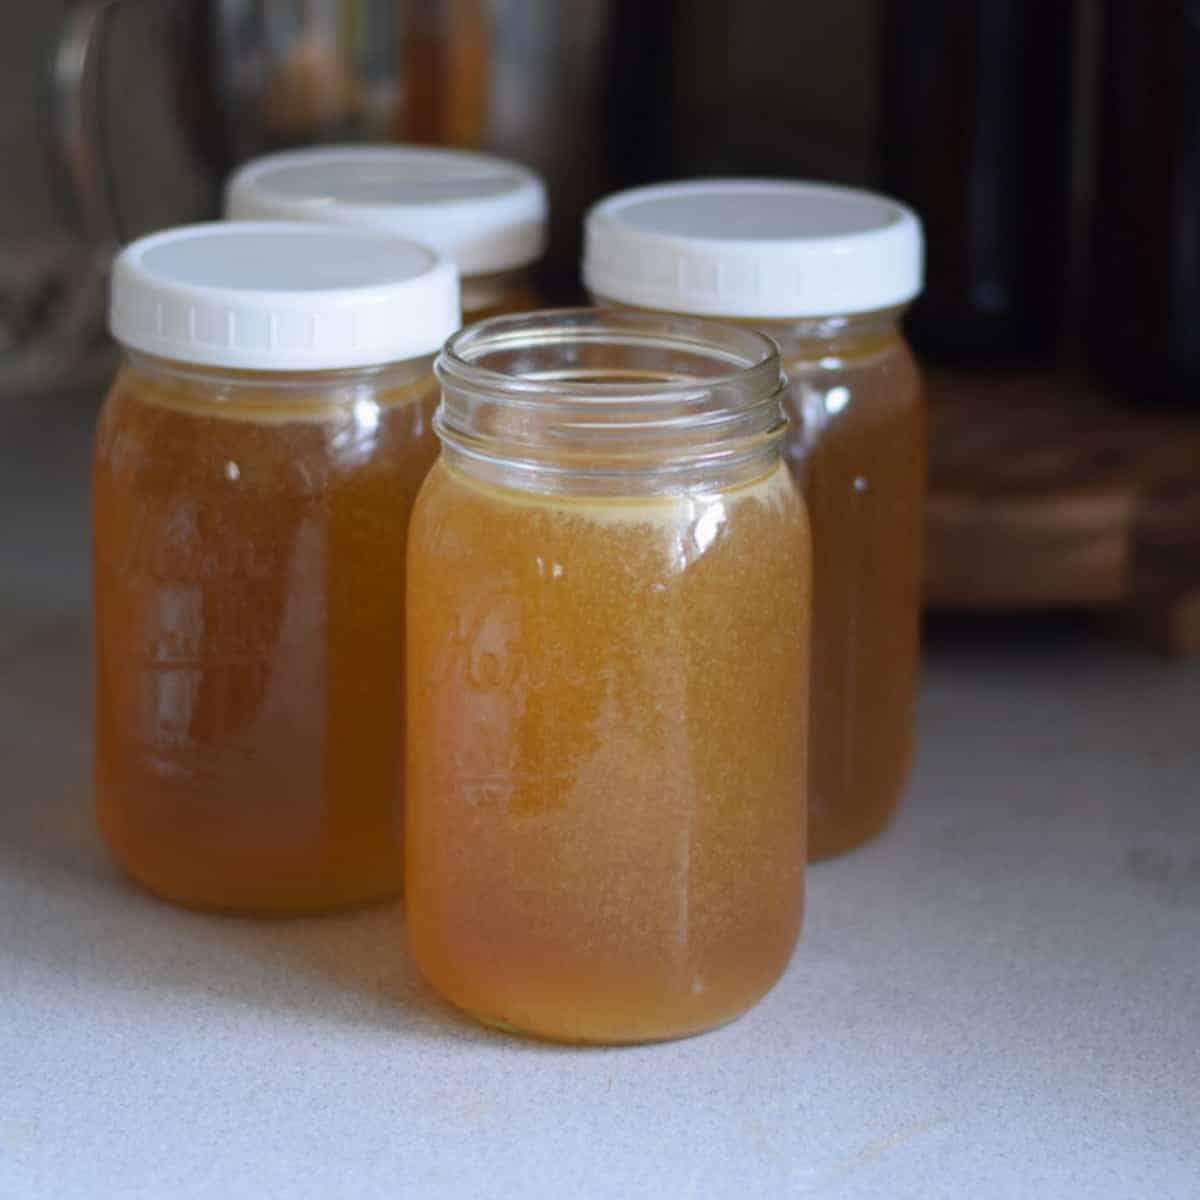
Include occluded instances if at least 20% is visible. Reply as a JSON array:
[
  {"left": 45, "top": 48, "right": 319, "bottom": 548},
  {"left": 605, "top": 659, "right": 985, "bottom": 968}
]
[
  {"left": 603, "top": 0, "right": 679, "bottom": 192},
  {"left": 925, "top": 367, "right": 1200, "bottom": 655},
  {"left": 1088, "top": 1, "right": 1200, "bottom": 406},
  {"left": 664, "top": 0, "right": 877, "bottom": 185},
  {"left": 400, "top": 0, "right": 488, "bottom": 146},
  {"left": 879, "top": 0, "right": 1075, "bottom": 365},
  {"left": 480, "top": 0, "right": 618, "bottom": 303}
]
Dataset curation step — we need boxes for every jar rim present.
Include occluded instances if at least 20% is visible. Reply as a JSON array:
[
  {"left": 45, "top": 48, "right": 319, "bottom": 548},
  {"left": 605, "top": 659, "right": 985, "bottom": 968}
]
[
  {"left": 436, "top": 307, "right": 781, "bottom": 404},
  {"left": 433, "top": 308, "right": 789, "bottom": 494}
]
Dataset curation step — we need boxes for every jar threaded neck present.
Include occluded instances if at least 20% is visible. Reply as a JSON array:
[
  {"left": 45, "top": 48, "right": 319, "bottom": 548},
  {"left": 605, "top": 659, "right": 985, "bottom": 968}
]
[{"left": 433, "top": 308, "right": 789, "bottom": 494}]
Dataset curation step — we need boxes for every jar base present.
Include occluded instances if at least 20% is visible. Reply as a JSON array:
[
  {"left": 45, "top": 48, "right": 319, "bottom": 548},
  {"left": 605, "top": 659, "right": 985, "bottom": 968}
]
[
  {"left": 458, "top": 999, "right": 751, "bottom": 1047},
  {"left": 102, "top": 841, "right": 402, "bottom": 918},
  {"left": 420, "top": 955, "right": 794, "bottom": 1046},
  {"left": 808, "top": 795, "right": 900, "bottom": 861}
]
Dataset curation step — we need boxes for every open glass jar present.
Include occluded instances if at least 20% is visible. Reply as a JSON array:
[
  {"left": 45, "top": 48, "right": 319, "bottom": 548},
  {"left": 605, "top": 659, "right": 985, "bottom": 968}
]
[
  {"left": 225, "top": 145, "right": 546, "bottom": 321},
  {"left": 585, "top": 181, "right": 925, "bottom": 859},
  {"left": 92, "top": 222, "right": 459, "bottom": 914},
  {"left": 406, "top": 309, "right": 811, "bottom": 1043}
]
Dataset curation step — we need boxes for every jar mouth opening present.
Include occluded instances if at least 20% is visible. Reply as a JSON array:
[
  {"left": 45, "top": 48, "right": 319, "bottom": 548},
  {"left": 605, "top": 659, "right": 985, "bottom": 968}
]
[
  {"left": 432, "top": 308, "right": 789, "bottom": 493},
  {"left": 436, "top": 307, "right": 782, "bottom": 405}
]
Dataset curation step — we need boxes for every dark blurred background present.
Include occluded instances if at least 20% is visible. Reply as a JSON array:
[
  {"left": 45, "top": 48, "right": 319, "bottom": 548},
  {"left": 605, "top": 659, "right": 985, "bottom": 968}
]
[
  {"left": 5, "top": 1, "right": 1181, "bottom": 357},
  {"left": 15, "top": 1, "right": 888, "bottom": 305},
  {"left": 13, "top": 2, "right": 1196, "bottom": 380},
  {"left": 6, "top": 0, "right": 1200, "bottom": 642}
]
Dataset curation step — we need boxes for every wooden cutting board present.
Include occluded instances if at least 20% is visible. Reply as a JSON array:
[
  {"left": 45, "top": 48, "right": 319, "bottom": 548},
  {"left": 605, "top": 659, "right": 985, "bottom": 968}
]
[{"left": 923, "top": 367, "right": 1200, "bottom": 655}]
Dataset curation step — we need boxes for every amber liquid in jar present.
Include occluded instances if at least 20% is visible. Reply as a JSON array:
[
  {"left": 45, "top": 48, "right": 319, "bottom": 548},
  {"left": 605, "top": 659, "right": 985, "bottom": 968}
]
[
  {"left": 776, "top": 314, "right": 924, "bottom": 859},
  {"left": 93, "top": 357, "right": 438, "bottom": 914},
  {"left": 407, "top": 454, "right": 810, "bottom": 1044}
]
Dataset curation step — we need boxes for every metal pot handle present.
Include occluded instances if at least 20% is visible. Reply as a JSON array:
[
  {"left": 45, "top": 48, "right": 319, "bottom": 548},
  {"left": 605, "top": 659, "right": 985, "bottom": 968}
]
[{"left": 48, "top": 0, "right": 132, "bottom": 253}]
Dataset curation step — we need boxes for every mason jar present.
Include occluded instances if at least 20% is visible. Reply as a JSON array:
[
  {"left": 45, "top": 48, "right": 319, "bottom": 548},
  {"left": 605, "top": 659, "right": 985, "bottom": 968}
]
[
  {"left": 93, "top": 222, "right": 459, "bottom": 913},
  {"left": 225, "top": 145, "right": 546, "bottom": 321},
  {"left": 405, "top": 309, "right": 812, "bottom": 1043},
  {"left": 584, "top": 181, "right": 925, "bottom": 859}
]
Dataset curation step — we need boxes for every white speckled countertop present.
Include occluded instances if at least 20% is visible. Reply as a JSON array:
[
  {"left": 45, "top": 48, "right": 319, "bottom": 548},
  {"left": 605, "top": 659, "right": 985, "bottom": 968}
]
[{"left": 2, "top": 394, "right": 1198, "bottom": 1199}]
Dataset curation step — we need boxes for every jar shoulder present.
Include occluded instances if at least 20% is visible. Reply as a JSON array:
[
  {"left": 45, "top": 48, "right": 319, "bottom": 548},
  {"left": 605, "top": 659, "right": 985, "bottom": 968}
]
[
  {"left": 783, "top": 335, "right": 921, "bottom": 393},
  {"left": 410, "top": 459, "right": 810, "bottom": 582},
  {"left": 94, "top": 364, "right": 439, "bottom": 488}
]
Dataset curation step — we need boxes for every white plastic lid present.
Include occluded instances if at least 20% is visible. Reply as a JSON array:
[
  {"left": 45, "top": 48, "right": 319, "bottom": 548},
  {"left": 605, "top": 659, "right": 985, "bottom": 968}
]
[
  {"left": 584, "top": 179, "right": 924, "bottom": 319},
  {"left": 225, "top": 145, "right": 548, "bottom": 276},
  {"left": 109, "top": 221, "right": 460, "bottom": 370}
]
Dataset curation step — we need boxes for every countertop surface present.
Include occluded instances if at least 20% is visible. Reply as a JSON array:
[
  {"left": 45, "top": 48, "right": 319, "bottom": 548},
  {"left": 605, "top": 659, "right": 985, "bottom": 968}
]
[{"left": 2, "top": 396, "right": 1198, "bottom": 1199}]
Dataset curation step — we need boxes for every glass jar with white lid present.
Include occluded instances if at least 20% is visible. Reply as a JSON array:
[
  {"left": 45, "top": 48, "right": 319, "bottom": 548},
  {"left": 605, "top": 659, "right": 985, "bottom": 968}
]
[
  {"left": 93, "top": 221, "right": 459, "bottom": 913},
  {"left": 585, "top": 180, "right": 925, "bottom": 859}
]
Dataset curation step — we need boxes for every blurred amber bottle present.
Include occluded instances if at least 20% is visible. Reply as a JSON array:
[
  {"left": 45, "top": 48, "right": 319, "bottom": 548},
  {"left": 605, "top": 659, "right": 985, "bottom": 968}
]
[
  {"left": 1088, "top": 1, "right": 1200, "bottom": 405},
  {"left": 879, "top": 0, "right": 1076, "bottom": 365}
]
